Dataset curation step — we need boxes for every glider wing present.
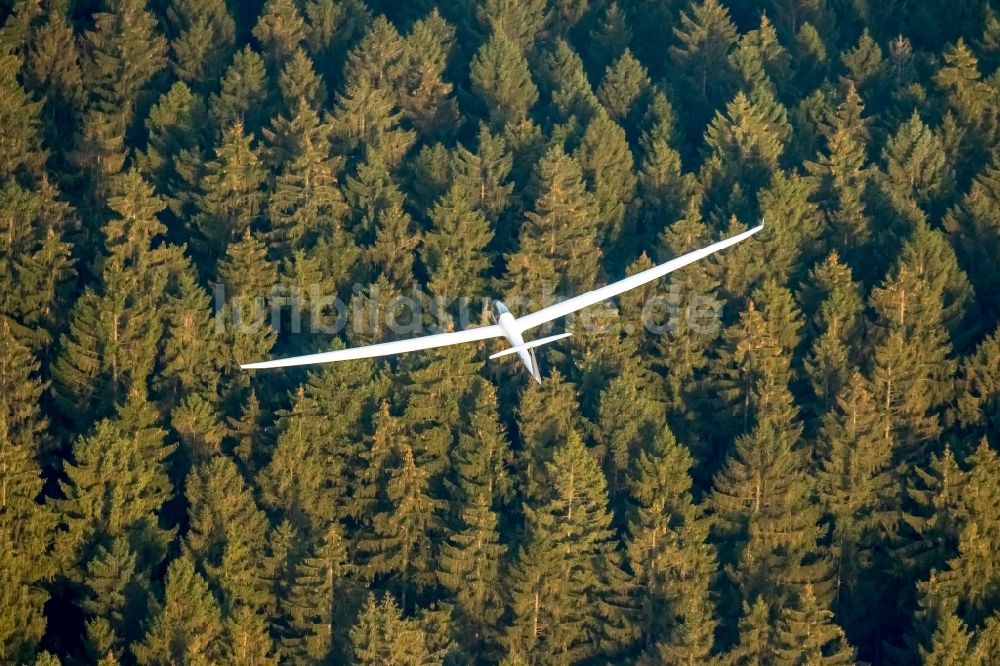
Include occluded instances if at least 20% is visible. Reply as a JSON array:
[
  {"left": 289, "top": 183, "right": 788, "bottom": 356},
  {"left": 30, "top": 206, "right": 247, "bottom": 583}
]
[{"left": 513, "top": 225, "right": 763, "bottom": 332}]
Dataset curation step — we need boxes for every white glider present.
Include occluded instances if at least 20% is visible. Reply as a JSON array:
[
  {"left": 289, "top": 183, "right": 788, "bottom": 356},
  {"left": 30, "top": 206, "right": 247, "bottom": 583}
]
[{"left": 241, "top": 225, "right": 762, "bottom": 381}]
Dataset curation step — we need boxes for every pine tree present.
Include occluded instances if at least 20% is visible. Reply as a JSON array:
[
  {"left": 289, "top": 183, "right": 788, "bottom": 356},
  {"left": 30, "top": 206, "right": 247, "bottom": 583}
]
[
  {"left": 133, "top": 555, "right": 225, "bottom": 665},
  {"left": 469, "top": 32, "right": 538, "bottom": 127},
  {"left": 504, "top": 432, "right": 634, "bottom": 663},
  {"left": 774, "top": 585, "right": 857, "bottom": 665}
]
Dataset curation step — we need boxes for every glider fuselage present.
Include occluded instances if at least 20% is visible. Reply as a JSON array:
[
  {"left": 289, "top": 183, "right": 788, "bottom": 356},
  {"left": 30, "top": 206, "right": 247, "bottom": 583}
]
[{"left": 492, "top": 300, "right": 540, "bottom": 383}]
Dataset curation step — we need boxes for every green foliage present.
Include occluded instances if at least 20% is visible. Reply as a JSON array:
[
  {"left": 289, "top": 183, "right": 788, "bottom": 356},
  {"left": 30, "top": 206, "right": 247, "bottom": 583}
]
[{"left": 5, "top": 3, "right": 1000, "bottom": 664}]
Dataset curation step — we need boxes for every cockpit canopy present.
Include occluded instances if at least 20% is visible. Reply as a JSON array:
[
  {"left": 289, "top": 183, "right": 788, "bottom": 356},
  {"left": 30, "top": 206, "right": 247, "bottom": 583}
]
[{"left": 491, "top": 300, "right": 510, "bottom": 319}]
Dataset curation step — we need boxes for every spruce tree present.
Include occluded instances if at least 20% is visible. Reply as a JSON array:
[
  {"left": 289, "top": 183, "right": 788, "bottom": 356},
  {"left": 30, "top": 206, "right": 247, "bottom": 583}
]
[
  {"left": 357, "top": 440, "right": 441, "bottom": 604},
  {"left": 503, "top": 144, "right": 601, "bottom": 309},
  {"left": 0, "top": 342, "right": 53, "bottom": 661},
  {"left": 721, "top": 597, "right": 778, "bottom": 666},
  {"left": 801, "top": 252, "right": 863, "bottom": 413},
  {"left": 56, "top": 392, "right": 176, "bottom": 579},
  {"left": 957, "top": 325, "right": 1000, "bottom": 436},
  {"left": 52, "top": 171, "right": 180, "bottom": 426},
  {"left": 193, "top": 122, "right": 268, "bottom": 260},
  {"left": 539, "top": 40, "right": 599, "bottom": 125},
  {"left": 944, "top": 161, "right": 1000, "bottom": 326},
  {"left": 184, "top": 456, "right": 270, "bottom": 612},
  {"left": 573, "top": 110, "right": 637, "bottom": 248},
  {"left": 133, "top": 555, "right": 225, "bottom": 665},
  {"left": 135, "top": 81, "right": 209, "bottom": 218},
  {"left": 349, "top": 594, "right": 434, "bottom": 665},
  {"left": 669, "top": 0, "right": 739, "bottom": 129},
  {"left": 399, "top": 10, "right": 459, "bottom": 138},
  {"left": 252, "top": 0, "right": 306, "bottom": 71},
  {"left": 436, "top": 492, "right": 506, "bottom": 654},
  {"left": 711, "top": 422, "right": 826, "bottom": 608},
  {"left": 596, "top": 49, "right": 650, "bottom": 122},
  {"left": 451, "top": 124, "right": 515, "bottom": 223},
  {"left": 265, "top": 99, "right": 346, "bottom": 252},
  {"left": 422, "top": 185, "right": 494, "bottom": 300},
  {"left": 626, "top": 429, "right": 717, "bottom": 661},
  {"left": 80, "top": 0, "right": 167, "bottom": 121},
  {"left": 209, "top": 46, "right": 269, "bottom": 132},
  {"left": 773, "top": 585, "right": 857, "bottom": 665},
  {"left": 165, "top": 0, "right": 236, "bottom": 86},
  {"left": 0, "top": 51, "right": 45, "bottom": 179},
  {"left": 504, "top": 432, "right": 634, "bottom": 663},
  {"left": 282, "top": 523, "right": 350, "bottom": 663},
  {"left": 469, "top": 32, "right": 538, "bottom": 127},
  {"left": 476, "top": 0, "right": 549, "bottom": 50}
]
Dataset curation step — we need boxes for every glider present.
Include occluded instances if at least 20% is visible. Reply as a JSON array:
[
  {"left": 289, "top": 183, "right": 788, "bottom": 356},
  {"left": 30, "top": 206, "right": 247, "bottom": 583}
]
[{"left": 241, "top": 225, "right": 762, "bottom": 382}]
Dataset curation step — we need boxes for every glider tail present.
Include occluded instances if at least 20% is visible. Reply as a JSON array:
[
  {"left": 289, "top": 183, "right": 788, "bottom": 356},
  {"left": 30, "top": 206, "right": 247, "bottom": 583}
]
[{"left": 489, "top": 332, "right": 572, "bottom": 383}]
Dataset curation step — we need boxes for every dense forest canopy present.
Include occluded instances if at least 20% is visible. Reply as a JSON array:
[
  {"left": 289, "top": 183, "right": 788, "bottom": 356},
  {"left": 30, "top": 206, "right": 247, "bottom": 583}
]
[{"left": 1, "top": 0, "right": 1000, "bottom": 663}]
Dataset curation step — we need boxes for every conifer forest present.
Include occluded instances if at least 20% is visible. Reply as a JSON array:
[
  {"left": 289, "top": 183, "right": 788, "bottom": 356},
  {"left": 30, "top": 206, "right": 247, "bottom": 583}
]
[{"left": 3, "top": 0, "right": 1000, "bottom": 663}]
